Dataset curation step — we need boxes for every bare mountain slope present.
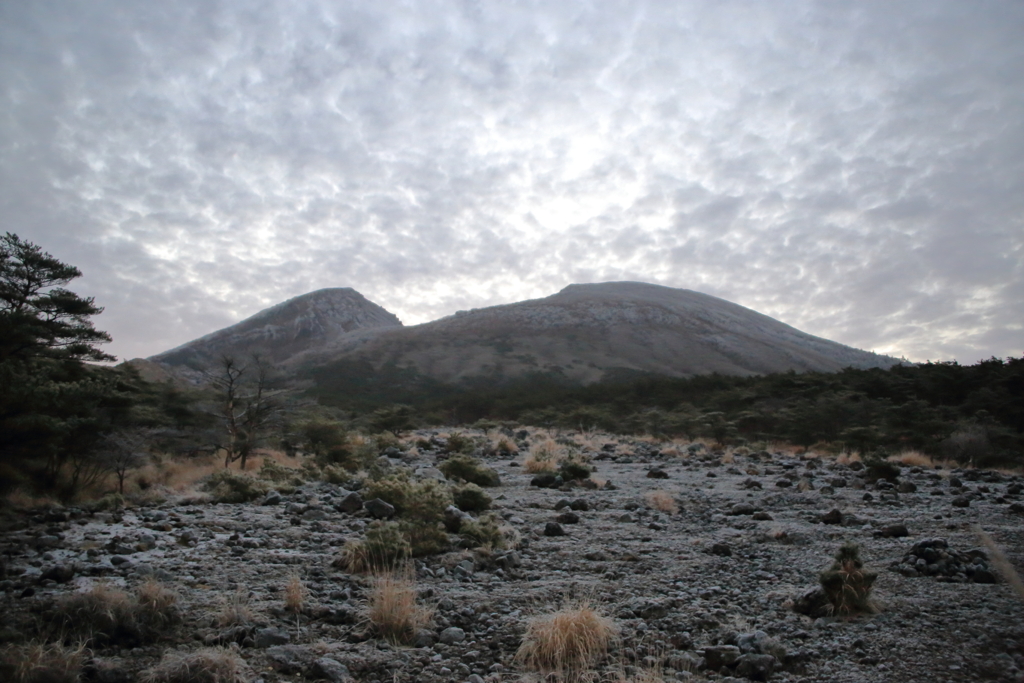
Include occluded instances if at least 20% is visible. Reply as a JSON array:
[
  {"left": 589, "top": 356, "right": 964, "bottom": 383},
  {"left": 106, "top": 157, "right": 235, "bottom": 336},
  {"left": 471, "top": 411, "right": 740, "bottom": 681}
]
[
  {"left": 150, "top": 288, "right": 402, "bottom": 369},
  {"left": 302, "top": 282, "right": 899, "bottom": 383}
]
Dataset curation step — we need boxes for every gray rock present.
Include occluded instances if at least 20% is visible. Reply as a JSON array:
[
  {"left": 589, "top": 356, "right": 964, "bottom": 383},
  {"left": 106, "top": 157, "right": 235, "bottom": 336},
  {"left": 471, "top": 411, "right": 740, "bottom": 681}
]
[
  {"left": 897, "top": 481, "right": 918, "bottom": 493},
  {"left": 556, "top": 511, "right": 580, "bottom": 524},
  {"left": 544, "top": 522, "right": 567, "bottom": 537},
  {"left": 312, "top": 658, "right": 352, "bottom": 683},
  {"left": 704, "top": 645, "right": 741, "bottom": 669},
  {"left": 570, "top": 499, "right": 590, "bottom": 511},
  {"left": 952, "top": 496, "right": 971, "bottom": 508},
  {"left": 364, "top": 498, "right": 396, "bottom": 519},
  {"left": 40, "top": 564, "right": 75, "bottom": 584},
  {"left": 335, "top": 491, "right": 363, "bottom": 514},
  {"left": 265, "top": 645, "right": 310, "bottom": 674},
  {"left": 734, "top": 653, "right": 777, "bottom": 681},
  {"left": 821, "top": 509, "right": 843, "bottom": 524},
  {"left": 711, "top": 543, "right": 732, "bottom": 557},
  {"left": 301, "top": 507, "right": 328, "bottom": 521},
  {"left": 728, "top": 503, "right": 756, "bottom": 516},
  {"left": 256, "top": 626, "right": 292, "bottom": 648},
  {"left": 412, "top": 628, "right": 437, "bottom": 647},
  {"left": 261, "top": 490, "right": 282, "bottom": 505},
  {"left": 439, "top": 626, "right": 467, "bottom": 644},
  {"left": 646, "top": 468, "right": 669, "bottom": 479}
]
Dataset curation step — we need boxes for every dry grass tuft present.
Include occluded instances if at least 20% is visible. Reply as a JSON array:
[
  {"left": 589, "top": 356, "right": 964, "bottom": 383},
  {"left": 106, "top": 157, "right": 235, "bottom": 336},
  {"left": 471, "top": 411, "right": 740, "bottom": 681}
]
[
  {"left": 643, "top": 491, "right": 678, "bottom": 515},
  {"left": 0, "top": 641, "right": 86, "bottom": 683},
  {"left": 523, "top": 439, "right": 560, "bottom": 473},
  {"left": 52, "top": 581, "right": 178, "bottom": 645},
  {"left": 139, "top": 648, "right": 245, "bottom": 683},
  {"left": 835, "top": 451, "right": 862, "bottom": 465},
  {"left": 365, "top": 570, "right": 433, "bottom": 645},
  {"left": 284, "top": 574, "right": 305, "bottom": 615},
  {"left": 976, "top": 526, "right": 1024, "bottom": 601},
  {"left": 516, "top": 600, "right": 619, "bottom": 682},
  {"left": 888, "top": 450, "right": 934, "bottom": 467},
  {"left": 215, "top": 591, "right": 254, "bottom": 628}
]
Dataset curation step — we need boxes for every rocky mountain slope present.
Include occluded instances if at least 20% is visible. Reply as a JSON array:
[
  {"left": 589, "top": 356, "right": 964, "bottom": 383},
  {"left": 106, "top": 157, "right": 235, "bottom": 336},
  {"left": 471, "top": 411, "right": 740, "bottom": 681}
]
[
  {"left": 150, "top": 288, "right": 402, "bottom": 369},
  {"left": 299, "top": 282, "right": 900, "bottom": 384}
]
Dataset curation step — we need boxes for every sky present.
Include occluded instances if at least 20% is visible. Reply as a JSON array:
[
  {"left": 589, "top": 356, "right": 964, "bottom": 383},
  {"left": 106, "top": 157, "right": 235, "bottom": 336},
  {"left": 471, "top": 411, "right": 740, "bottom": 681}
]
[{"left": 2, "top": 0, "right": 1022, "bottom": 364}]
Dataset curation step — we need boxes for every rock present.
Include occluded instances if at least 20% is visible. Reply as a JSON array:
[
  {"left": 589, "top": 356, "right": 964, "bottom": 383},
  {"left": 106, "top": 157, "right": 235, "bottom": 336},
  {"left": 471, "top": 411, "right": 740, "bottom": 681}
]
[
  {"left": 439, "top": 626, "right": 466, "bottom": 644},
  {"left": 734, "top": 653, "right": 777, "bottom": 681},
  {"left": 415, "top": 467, "right": 446, "bottom": 481},
  {"left": 312, "top": 657, "right": 352, "bottom": 683},
  {"left": 710, "top": 543, "right": 732, "bottom": 557},
  {"left": 261, "top": 490, "right": 282, "bottom": 505},
  {"left": 412, "top": 628, "right": 437, "bottom": 647},
  {"left": 556, "top": 511, "right": 580, "bottom": 524},
  {"left": 703, "top": 645, "right": 741, "bottom": 669},
  {"left": 752, "top": 511, "right": 773, "bottom": 521},
  {"left": 335, "top": 491, "right": 363, "bottom": 514},
  {"left": 728, "top": 503, "right": 756, "bottom": 516},
  {"left": 875, "top": 524, "right": 909, "bottom": 538},
  {"left": 137, "top": 534, "right": 158, "bottom": 551},
  {"left": 897, "top": 481, "right": 918, "bottom": 493},
  {"left": 1009, "top": 502, "right": 1024, "bottom": 514},
  {"left": 301, "top": 507, "right": 328, "bottom": 521},
  {"left": 255, "top": 626, "right": 291, "bottom": 648},
  {"left": 741, "top": 478, "right": 763, "bottom": 490},
  {"left": 570, "top": 499, "right": 590, "bottom": 511},
  {"left": 821, "top": 509, "right": 843, "bottom": 525},
  {"left": 584, "top": 550, "right": 609, "bottom": 561},
  {"left": 531, "top": 474, "right": 561, "bottom": 488},
  {"left": 952, "top": 496, "right": 971, "bottom": 508},
  {"left": 544, "top": 522, "right": 567, "bottom": 537},
  {"left": 792, "top": 587, "right": 830, "bottom": 618},
  {"left": 265, "top": 645, "right": 310, "bottom": 674},
  {"left": 972, "top": 568, "right": 998, "bottom": 584},
  {"left": 775, "top": 479, "right": 791, "bottom": 488},
  {"left": 444, "top": 505, "right": 471, "bottom": 532},
  {"left": 40, "top": 564, "right": 75, "bottom": 584},
  {"left": 647, "top": 468, "right": 669, "bottom": 479},
  {"left": 363, "top": 498, "right": 396, "bottom": 519},
  {"left": 554, "top": 499, "right": 571, "bottom": 510}
]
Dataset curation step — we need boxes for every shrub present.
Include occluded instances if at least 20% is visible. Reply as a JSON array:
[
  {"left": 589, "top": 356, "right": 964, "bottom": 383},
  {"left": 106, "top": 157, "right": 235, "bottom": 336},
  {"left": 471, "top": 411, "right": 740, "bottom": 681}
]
[
  {"left": 458, "top": 514, "right": 506, "bottom": 550},
  {"left": 365, "top": 571, "right": 432, "bottom": 645},
  {"left": 558, "top": 459, "right": 592, "bottom": 482},
  {"left": 256, "top": 460, "right": 303, "bottom": 489},
  {"left": 140, "top": 648, "right": 244, "bottom": 683},
  {"left": 452, "top": 483, "right": 492, "bottom": 512},
  {"left": 516, "top": 599, "right": 619, "bottom": 682},
  {"left": 643, "top": 491, "right": 678, "bottom": 515},
  {"left": 51, "top": 581, "right": 178, "bottom": 646},
  {"left": 442, "top": 432, "right": 474, "bottom": 455},
  {"left": 862, "top": 453, "right": 900, "bottom": 484},
  {"left": 819, "top": 542, "right": 877, "bottom": 616},
  {"left": 0, "top": 641, "right": 85, "bottom": 683},
  {"left": 439, "top": 455, "right": 501, "bottom": 487},
  {"left": 402, "top": 519, "right": 450, "bottom": 557},
  {"left": 523, "top": 440, "right": 559, "bottom": 473},
  {"left": 494, "top": 437, "right": 518, "bottom": 455},
  {"left": 201, "top": 471, "right": 268, "bottom": 504},
  {"left": 214, "top": 591, "right": 253, "bottom": 628},
  {"left": 335, "top": 522, "right": 411, "bottom": 574}
]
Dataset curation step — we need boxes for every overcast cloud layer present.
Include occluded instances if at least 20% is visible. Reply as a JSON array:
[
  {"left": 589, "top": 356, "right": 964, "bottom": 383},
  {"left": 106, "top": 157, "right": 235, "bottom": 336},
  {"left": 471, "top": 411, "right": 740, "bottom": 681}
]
[{"left": 2, "top": 0, "right": 1022, "bottom": 363}]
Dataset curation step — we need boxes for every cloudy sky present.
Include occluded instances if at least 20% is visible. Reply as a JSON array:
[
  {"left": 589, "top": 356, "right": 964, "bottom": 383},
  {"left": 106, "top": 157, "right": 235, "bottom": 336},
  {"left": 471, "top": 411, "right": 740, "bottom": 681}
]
[{"left": 2, "top": 0, "right": 1022, "bottom": 364}]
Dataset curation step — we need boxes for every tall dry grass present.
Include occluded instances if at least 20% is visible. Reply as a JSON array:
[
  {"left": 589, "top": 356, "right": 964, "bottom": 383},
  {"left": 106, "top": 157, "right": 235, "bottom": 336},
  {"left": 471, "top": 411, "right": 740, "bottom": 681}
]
[
  {"left": 0, "top": 641, "right": 86, "bottom": 683},
  {"left": 516, "top": 599, "right": 619, "bottom": 682},
  {"left": 644, "top": 491, "right": 678, "bottom": 515},
  {"left": 976, "top": 526, "right": 1024, "bottom": 601},
  {"left": 523, "top": 438, "right": 560, "bottom": 473},
  {"left": 140, "top": 647, "right": 245, "bottom": 683},
  {"left": 365, "top": 570, "right": 433, "bottom": 645}
]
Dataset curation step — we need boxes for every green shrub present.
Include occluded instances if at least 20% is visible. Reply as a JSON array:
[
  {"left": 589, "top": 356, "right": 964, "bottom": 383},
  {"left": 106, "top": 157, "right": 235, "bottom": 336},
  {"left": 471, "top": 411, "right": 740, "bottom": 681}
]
[
  {"left": 201, "top": 471, "right": 269, "bottom": 503},
  {"left": 459, "top": 514, "right": 507, "bottom": 550},
  {"left": 365, "top": 473, "right": 415, "bottom": 514},
  {"left": 862, "top": 452, "right": 900, "bottom": 484},
  {"left": 558, "top": 460, "right": 592, "bottom": 482},
  {"left": 819, "top": 542, "right": 877, "bottom": 616},
  {"left": 402, "top": 519, "right": 450, "bottom": 557},
  {"left": 452, "top": 483, "right": 492, "bottom": 512},
  {"left": 335, "top": 522, "right": 411, "bottom": 573},
  {"left": 443, "top": 432, "right": 475, "bottom": 455},
  {"left": 439, "top": 454, "right": 501, "bottom": 487},
  {"left": 257, "top": 460, "right": 304, "bottom": 489}
]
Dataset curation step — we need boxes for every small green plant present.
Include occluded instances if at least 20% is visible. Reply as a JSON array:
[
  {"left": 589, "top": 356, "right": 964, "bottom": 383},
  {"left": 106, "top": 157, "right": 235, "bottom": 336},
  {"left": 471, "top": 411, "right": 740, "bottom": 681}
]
[
  {"left": 201, "top": 471, "right": 268, "bottom": 504},
  {"left": 335, "top": 522, "right": 411, "bottom": 573},
  {"left": 452, "top": 483, "right": 492, "bottom": 512},
  {"left": 558, "top": 459, "right": 592, "bottom": 482},
  {"left": 439, "top": 454, "right": 501, "bottom": 487},
  {"left": 443, "top": 432, "right": 475, "bottom": 455},
  {"left": 459, "top": 514, "right": 506, "bottom": 550},
  {"left": 819, "top": 542, "right": 877, "bottom": 616}
]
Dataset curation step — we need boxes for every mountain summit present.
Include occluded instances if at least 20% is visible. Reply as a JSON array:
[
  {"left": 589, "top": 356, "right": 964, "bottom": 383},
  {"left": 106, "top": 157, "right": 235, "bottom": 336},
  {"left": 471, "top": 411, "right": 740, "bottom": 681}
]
[
  {"left": 303, "top": 282, "right": 899, "bottom": 384},
  {"left": 151, "top": 288, "right": 402, "bottom": 368}
]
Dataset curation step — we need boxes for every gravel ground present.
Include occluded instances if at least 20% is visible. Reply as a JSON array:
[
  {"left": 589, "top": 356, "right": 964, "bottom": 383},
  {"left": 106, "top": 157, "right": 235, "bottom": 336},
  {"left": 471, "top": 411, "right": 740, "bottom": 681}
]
[{"left": 2, "top": 436, "right": 1023, "bottom": 683}]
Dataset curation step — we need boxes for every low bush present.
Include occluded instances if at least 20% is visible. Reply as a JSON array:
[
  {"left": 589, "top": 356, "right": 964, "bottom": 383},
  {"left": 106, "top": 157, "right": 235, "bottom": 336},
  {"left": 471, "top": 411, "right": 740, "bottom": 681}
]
[
  {"left": 558, "top": 459, "right": 592, "bottom": 482},
  {"left": 643, "top": 490, "right": 678, "bottom": 515},
  {"left": 0, "top": 641, "right": 85, "bottom": 683},
  {"left": 516, "top": 599, "right": 619, "bottom": 682},
  {"left": 862, "top": 453, "right": 900, "bottom": 484},
  {"left": 819, "top": 542, "right": 877, "bottom": 616},
  {"left": 523, "top": 439, "right": 559, "bottom": 473},
  {"left": 365, "top": 571, "right": 433, "bottom": 646},
  {"left": 458, "top": 514, "right": 506, "bottom": 550},
  {"left": 335, "top": 522, "right": 411, "bottom": 573},
  {"left": 201, "top": 471, "right": 268, "bottom": 504},
  {"left": 140, "top": 647, "right": 244, "bottom": 683},
  {"left": 442, "top": 432, "right": 475, "bottom": 455},
  {"left": 452, "top": 483, "right": 491, "bottom": 512},
  {"left": 439, "top": 455, "right": 501, "bottom": 487},
  {"left": 214, "top": 591, "right": 254, "bottom": 628}
]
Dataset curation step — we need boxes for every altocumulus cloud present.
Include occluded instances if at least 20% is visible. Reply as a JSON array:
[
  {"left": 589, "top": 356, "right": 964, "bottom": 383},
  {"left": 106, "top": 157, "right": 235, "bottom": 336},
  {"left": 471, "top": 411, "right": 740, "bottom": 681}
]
[{"left": 1, "top": 0, "right": 1021, "bottom": 362}]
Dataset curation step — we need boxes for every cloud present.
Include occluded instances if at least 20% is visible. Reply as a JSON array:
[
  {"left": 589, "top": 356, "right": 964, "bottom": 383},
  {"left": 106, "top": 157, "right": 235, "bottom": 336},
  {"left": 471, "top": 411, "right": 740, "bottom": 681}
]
[{"left": 1, "top": 0, "right": 1021, "bottom": 363}]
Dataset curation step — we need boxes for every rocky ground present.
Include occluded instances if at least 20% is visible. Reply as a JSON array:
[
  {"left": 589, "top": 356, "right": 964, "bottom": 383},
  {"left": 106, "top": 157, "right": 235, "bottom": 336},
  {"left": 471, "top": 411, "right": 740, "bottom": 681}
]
[{"left": 2, "top": 433, "right": 1024, "bottom": 683}]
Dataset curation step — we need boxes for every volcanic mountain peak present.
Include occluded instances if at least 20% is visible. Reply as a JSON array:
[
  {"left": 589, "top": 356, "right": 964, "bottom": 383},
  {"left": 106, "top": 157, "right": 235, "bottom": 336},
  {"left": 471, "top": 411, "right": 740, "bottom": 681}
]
[{"left": 150, "top": 287, "right": 401, "bottom": 368}]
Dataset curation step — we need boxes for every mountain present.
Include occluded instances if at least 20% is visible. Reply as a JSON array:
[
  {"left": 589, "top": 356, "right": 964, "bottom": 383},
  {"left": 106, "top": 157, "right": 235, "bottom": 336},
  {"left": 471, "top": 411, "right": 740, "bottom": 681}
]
[
  {"left": 149, "top": 288, "right": 402, "bottom": 369},
  {"left": 298, "top": 282, "right": 900, "bottom": 385}
]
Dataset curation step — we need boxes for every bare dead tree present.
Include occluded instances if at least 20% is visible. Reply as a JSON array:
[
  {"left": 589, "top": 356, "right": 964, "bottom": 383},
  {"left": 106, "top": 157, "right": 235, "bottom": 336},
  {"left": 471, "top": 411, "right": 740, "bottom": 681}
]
[{"left": 209, "top": 355, "right": 281, "bottom": 470}]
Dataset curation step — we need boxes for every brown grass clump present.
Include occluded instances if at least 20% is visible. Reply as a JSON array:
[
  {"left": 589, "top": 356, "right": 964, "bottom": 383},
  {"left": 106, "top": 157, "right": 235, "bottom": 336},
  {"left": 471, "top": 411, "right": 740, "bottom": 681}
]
[
  {"left": 888, "top": 450, "right": 934, "bottom": 467},
  {"left": 52, "top": 581, "right": 178, "bottom": 645},
  {"left": 976, "top": 526, "right": 1024, "bottom": 601},
  {"left": 0, "top": 641, "right": 86, "bottom": 683},
  {"left": 523, "top": 439, "right": 560, "bottom": 473},
  {"left": 819, "top": 543, "right": 877, "bottom": 616},
  {"left": 214, "top": 591, "right": 254, "bottom": 627},
  {"left": 835, "top": 451, "right": 862, "bottom": 465},
  {"left": 516, "top": 600, "right": 619, "bottom": 682},
  {"left": 284, "top": 574, "right": 305, "bottom": 615},
  {"left": 365, "top": 571, "right": 433, "bottom": 645},
  {"left": 139, "top": 648, "right": 244, "bottom": 683},
  {"left": 643, "top": 490, "right": 678, "bottom": 515}
]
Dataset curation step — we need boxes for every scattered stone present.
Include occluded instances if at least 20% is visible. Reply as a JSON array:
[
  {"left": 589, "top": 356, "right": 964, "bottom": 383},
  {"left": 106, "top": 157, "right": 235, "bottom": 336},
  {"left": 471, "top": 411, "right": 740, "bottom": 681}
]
[
  {"left": 544, "top": 522, "right": 567, "bottom": 537},
  {"left": 530, "top": 474, "right": 561, "bottom": 489},
  {"left": 821, "top": 509, "right": 843, "bottom": 525},
  {"left": 261, "top": 490, "right": 282, "bottom": 505},
  {"left": 710, "top": 543, "right": 732, "bottom": 557},
  {"left": 752, "top": 511, "right": 773, "bottom": 521},
  {"left": 311, "top": 658, "right": 352, "bottom": 683},
  {"left": 256, "top": 626, "right": 291, "bottom": 648},
  {"left": 363, "top": 498, "right": 396, "bottom": 519},
  {"left": 951, "top": 496, "right": 971, "bottom": 508},
  {"left": 703, "top": 645, "right": 741, "bottom": 669},
  {"left": 734, "top": 653, "right": 777, "bottom": 681},
  {"left": 335, "top": 490, "right": 363, "bottom": 513},
  {"left": 874, "top": 524, "right": 909, "bottom": 538},
  {"left": 439, "top": 626, "right": 467, "bottom": 644},
  {"left": 647, "top": 468, "right": 669, "bottom": 479},
  {"left": 555, "top": 511, "right": 580, "bottom": 524},
  {"left": 728, "top": 503, "right": 756, "bottom": 516},
  {"left": 570, "top": 499, "right": 590, "bottom": 511}
]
